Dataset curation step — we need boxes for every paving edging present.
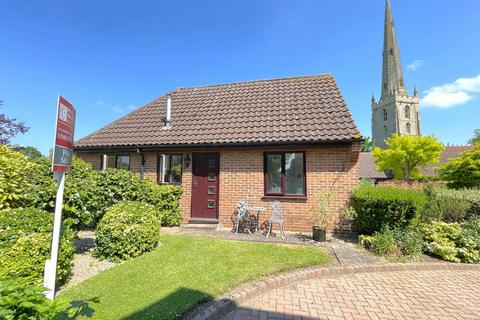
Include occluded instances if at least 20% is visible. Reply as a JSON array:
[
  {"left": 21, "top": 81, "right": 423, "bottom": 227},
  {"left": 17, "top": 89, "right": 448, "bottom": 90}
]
[{"left": 188, "top": 262, "right": 480, "bottom": 320}]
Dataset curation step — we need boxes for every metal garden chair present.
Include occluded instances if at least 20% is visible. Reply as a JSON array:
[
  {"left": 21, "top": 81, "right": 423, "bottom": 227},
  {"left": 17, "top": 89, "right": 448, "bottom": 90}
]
[
  {"left": 266, "top": 201, "right": 286, "bottom": 240},
  {"left": 234, "top": 200, "right": 254, "bottom": 234}
]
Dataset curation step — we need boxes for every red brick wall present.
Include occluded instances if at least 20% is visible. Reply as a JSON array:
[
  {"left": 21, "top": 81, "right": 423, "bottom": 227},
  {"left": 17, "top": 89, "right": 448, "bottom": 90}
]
[{"left": 76, "top": 142, "right": 360, "bottom": 232}]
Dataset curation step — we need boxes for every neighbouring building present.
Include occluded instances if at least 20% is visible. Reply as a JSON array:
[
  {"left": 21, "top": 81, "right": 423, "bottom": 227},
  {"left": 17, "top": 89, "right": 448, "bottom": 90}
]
[
  {"left": 371, "top": 0, "right": 420, "bottom": 149},
  {"left": 74, "top": 75, "right": 362, "bottom": 232},
  {"left": 359, "top": 146, "right": 475, "bottom": 183}
]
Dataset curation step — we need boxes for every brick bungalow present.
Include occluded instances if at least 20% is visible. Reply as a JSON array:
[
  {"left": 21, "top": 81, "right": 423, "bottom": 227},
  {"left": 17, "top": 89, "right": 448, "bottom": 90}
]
[{"left": 74, "top": 74, "right": 362, "bottom": 232}]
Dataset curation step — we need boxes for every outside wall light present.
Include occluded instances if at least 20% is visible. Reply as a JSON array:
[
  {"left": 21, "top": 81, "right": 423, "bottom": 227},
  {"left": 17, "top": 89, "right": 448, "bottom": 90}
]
[{"left": 184, "top": 153, "right": 191, "bottom": 169}]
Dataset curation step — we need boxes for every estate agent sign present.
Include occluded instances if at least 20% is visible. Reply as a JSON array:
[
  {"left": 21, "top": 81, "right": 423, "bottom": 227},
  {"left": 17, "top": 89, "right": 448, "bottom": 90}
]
[
  {"left": 52, "top": 96, "right": 76, "bottom": 171},
  {"left": 44, "top": 96, "right": 76, "bottom": 300}
]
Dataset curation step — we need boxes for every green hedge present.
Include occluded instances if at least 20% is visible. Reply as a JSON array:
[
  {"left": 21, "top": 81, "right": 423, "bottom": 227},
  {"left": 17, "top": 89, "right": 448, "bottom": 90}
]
[
  {"left": 95, "top": 201, "right": 161, "bottom": 261},
  {"left": 16, "top": 149, "right": 183, "bottom": 228},
  {"left": 0, "top": 208, "right": 75, "bottom": 286},
  {"left": 144, "top": 180, "right": 183, "bottom": 226},
  {"left": 422, "top": 186, "right": 480, "bottom": 222},
  {"left": 352, "top": 186, "right": 426, "bottom": 234},
  {"left": 0, "top": 145, "right": 35, "bottom": 209}
]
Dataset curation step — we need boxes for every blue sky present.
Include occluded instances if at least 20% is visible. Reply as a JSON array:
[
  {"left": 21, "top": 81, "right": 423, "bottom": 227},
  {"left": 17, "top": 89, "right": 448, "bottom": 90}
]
[{"left": 1, "top": 0, "right": 479, "bottom": 154}]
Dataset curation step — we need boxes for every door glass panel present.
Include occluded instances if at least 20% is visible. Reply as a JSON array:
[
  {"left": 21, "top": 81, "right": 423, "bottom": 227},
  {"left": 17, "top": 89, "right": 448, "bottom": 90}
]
[
  {"left": 207, "top": 200, "right": 215, "bottom": 208},
  {"left": 162, "top": 155, "right": 171, "bottom": 183},
  {"left": 285, "top": 152, "right": 304, "bottom": 194},
  {"left": 266, "top": 154, "right": 282, "bottom": 193},
  {"left": 207, "top": 186, "right": 215, "bottom": 195},
  {"left": 208, "top": 159, "right": 216, "bottom": 169}
]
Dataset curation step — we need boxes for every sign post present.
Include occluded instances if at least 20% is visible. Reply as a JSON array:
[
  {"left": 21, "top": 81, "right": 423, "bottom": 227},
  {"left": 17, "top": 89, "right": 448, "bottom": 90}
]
[{"left": 44, "top": 96, "right": 76, "bottom": 300}]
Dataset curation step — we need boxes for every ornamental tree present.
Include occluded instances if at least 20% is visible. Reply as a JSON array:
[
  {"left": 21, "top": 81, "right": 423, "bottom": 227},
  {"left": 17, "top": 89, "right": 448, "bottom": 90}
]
[
  {"left": 361, "top": 136, "right": 374, "bottom": 152},
  {"left": 373, "top": 134, "right": 444, "bottom": 181},
  {"left": 440, "top": 142, "right": 480, "bottom": 189},
  {"left": 0, "top": 100, "right": 29, "bottom": 145}
]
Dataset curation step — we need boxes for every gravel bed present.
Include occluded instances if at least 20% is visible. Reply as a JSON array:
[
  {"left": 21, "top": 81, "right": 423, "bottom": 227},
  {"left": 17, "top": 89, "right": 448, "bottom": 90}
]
[{"left": 59, "top": 230, "right": 117, "bottom": 291}]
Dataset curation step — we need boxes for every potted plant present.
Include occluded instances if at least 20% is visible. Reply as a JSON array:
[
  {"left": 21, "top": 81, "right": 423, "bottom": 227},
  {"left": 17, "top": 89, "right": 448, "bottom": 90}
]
[{"left": 310, "top": 192, "right": 334, "bottom": 242}]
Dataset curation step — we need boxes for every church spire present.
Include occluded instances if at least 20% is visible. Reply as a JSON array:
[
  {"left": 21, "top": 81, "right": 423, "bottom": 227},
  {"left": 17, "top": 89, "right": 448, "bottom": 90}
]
[{"left": 381, "top": 0, "right": 407, "bottom": 100}]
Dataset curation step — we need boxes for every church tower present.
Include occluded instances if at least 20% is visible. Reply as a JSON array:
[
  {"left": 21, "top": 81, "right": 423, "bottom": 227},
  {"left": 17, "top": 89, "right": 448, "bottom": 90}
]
[{"left": 372, "top": 0, "right": 420, "bottom": 148}]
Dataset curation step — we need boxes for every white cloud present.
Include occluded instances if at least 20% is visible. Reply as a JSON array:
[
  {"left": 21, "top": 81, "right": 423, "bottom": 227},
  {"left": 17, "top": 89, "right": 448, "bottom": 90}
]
[
  {"left": 421, "top": 74, "right": 480, "bottom": 109},
  {"left": 407, "top": 59, "right": 423, "bottom": 71},
  {"left": 96, "top": 100, "right": 105, "bottom": 106},
  {"left": 127, "top": 105, "right": 136, "bottom": 111}
]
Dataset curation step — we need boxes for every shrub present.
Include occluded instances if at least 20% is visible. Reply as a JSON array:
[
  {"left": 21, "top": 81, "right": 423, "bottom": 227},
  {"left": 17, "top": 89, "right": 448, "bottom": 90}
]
[
  {"left": 440, "top": 143, "right": 480, "bottom": 189},
  {"left": 143, "top": 180, "right": 183, "bottom": 226},
  {"left": 360, "top": 229, "right": 396, "bottom": 256},
  {"left": 352, "top": 186, "right": 426, "bottom": 234},
  {"left": 419, "top": 221, "right": 480, "bottom": 263},
  {"left": 27, "top": 157, "right": 105, "bottom": 227},
  {"left": 25, "top": 156, "right": 57, "bottom": 212},
  {"left": 421, "top": 186, "right": 480, "bottom": 222},
  {"left": 1, "top": 146, "right": 183, "bottom": 228},
  {"left": 97, "top": 169, "right": 148, "bottom": 205},
  {"left": 394, "top": 228, "right": 424, "bottom": 258},
  {"left": 0, "top": 208, "right": 75, "bottom": 286},
  {"left": 360, "top": 228, "right": 423, "bottom": 259},
  {"left": 0, "top": 279, "right": 69, "bottom": 320},
  {"left": 95, "top": 201, "right": 161, "bottom": 261},
  {"left": 0, "top": 144, "right": 34, "bottom": 209}
]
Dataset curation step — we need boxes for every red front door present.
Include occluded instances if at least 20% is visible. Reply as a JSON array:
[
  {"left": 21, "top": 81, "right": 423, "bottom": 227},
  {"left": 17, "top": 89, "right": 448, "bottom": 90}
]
[{"left": 191, "top": 153, "right": 219, "bottom": 220}]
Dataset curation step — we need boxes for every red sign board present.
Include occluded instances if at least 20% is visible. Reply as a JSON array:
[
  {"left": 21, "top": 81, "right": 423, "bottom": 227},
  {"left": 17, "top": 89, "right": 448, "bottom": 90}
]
[{"left": 52, "top": 96, "right": 76, "bottom": 172}]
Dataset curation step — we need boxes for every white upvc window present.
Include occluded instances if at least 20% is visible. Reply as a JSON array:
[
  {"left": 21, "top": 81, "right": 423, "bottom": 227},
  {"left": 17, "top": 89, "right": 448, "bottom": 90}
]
[
  {"left": 157, "top": 154, "right": 182, "bottom": 184},
  {"left": 101, "top": 155, "right": 130, "bottom": 170}
]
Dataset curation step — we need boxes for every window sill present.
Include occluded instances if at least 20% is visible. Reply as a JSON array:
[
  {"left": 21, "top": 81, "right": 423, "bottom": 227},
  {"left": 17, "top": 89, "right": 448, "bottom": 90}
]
[{"left": 262, "top": 195, "right": 308, "bottom": 201}]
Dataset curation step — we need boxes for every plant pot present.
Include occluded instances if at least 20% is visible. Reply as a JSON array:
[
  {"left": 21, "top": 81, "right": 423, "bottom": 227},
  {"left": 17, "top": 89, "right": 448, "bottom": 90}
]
[{"left": 312, "top": 226, "right": 326, "bottom": 242}]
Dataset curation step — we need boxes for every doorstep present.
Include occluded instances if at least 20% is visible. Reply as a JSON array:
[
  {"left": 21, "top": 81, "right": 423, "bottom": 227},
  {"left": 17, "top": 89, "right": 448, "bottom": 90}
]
[{"left": 182, "top": 219, "right": 219, "bottom": 231}]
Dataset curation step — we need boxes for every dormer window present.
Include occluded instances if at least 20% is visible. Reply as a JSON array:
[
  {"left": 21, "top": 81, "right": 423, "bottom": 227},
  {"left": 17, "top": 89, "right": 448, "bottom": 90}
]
[{"left": 383, "top": 109, "right": 388, "bottom": 121}]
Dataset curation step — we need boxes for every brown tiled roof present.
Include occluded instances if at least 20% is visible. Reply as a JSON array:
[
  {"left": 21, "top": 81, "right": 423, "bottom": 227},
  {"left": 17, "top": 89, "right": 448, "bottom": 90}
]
[
  {"left": 359, "top": 146, "right": 474, "bottom": 179},
  {"left": 420, "top": 146, "right": 475, "bottom": 175},
  {"left": 358, "top": 153, "right": 391, "bottom": 179},
  {"left": 74, "top": 74, "right": 360, "bottom": 149}
]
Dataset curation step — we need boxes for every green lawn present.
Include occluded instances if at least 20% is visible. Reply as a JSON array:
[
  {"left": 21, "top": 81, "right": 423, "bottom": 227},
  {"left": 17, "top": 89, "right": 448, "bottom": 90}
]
[{"left": 60, "top": 234, "right": 330, "bottom": 320}]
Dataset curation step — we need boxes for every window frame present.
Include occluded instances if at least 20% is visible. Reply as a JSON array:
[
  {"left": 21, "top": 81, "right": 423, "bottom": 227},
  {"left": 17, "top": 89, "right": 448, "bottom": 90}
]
[
  {"left": 406, "top": 122, "right": 411, "bottom": 134},
  {"left": 115, "top": 155, "right": 130, "bottom": 170},
  {"left": 383, "top": 109, "right": 388, "bottom": 121},
  {"left": 100, "top": 154, "right": 130, "bottom": 171},
  {"left": 157, "top": 153, "right": 183, "bottom": 185},
  {"left": 263, "top": 151, "right": 307, "bottom": 197},
  {"left": 405, "top": 105, "right": 411, "bottom": 119}
]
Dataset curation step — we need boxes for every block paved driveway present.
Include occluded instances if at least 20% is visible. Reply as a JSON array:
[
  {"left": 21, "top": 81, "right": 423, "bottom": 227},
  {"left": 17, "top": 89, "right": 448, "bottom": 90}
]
[{"left": 223, "top": 269, "right": 480, "bottom": 320}]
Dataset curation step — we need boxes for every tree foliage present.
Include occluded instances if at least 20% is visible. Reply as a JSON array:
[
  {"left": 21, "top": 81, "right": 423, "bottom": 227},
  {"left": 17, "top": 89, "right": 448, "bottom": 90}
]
[
  {"left": 0, "top": 144, "right": 34, "bottom": 209},
  {"left": 468, "top": 128, "right": 480, "bottom": 145},
  {"left": 373, "top": 134, "right": 444, "bottom": 181},
  {"left": 361, "top": 136, "right": 374, "bottom": 152},
  {"left": 0, "top": 100, "right": 29, "bottom": 145},
  {"left": 440, "top": 142, "right": 480, "bottom": 189},
  {"left": 18, "top": 146, "right": 43, "bottom": 159}
]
